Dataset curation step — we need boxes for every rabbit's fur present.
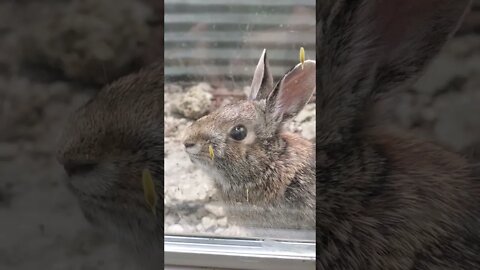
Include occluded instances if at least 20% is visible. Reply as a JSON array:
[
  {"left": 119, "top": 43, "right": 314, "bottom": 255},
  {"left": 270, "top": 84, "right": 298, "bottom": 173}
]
[
  {"left": 183, "top": 52, "right": 316, "bottom": 230},
  {"left": 316, "top": 0, "right": 480, "bottom": 269},
  {"left": 56, "top": 63, "right": 163, "bottom": 268}
]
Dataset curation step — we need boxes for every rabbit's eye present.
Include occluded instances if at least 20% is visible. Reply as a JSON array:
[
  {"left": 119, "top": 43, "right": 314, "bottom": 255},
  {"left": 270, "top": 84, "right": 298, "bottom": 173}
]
[{"left": 230, "top": 125, "right": 247, "bottom": 141}]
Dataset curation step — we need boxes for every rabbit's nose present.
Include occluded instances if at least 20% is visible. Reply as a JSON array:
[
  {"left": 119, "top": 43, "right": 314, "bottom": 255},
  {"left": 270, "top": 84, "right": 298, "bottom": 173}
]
[
  {"left": 63, "top": 161, "right": 97, "bottom": 177},
  {"left": 184, "top": 142, "right": 195, "bottom": 148},
  {"left": 184, "top": 141, "right": 201, "bottom": 154}
]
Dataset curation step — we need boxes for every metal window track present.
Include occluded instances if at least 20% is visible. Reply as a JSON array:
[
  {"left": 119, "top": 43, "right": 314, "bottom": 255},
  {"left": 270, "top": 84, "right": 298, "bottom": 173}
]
[
  {"left": 165, "top": 235, "right": 316, "bottom": 270},
  {"left": 165, "top": 0, "right": 315, "bottom": 6}
]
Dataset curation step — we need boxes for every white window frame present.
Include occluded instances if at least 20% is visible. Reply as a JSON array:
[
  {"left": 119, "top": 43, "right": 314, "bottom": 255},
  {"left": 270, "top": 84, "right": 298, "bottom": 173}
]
[
  {"left": 165, "top": 1, "right": 316, "bottom": 269},
  {"left": 165, "top": 235, "right": 316, "bottom": 270}
]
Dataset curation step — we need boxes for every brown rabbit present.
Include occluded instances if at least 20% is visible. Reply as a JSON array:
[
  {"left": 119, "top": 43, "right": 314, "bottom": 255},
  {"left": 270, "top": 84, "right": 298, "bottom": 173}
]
[
  {"left": 56, "top": 63, "right": 163, "bottom": 269},
  {"left": 316, "top": 0, "right": 480, "bottom": 269},
  {"left": 183, "top": 50, "right": 316, "bottom": 230}
]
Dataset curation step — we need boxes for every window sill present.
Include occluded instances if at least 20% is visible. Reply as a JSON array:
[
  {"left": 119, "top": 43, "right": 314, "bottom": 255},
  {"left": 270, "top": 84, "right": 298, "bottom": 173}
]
[{"left": 164, "top": 235, "right": 316, "bottom": 270}]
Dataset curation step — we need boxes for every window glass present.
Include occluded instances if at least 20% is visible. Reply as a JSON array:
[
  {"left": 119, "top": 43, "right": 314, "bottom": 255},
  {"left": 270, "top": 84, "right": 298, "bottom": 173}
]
[{"left": 164, "top": 0, "right": 316, "bottom": 240}]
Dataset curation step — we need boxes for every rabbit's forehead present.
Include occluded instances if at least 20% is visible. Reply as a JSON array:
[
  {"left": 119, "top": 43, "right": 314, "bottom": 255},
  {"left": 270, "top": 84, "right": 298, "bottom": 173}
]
[
  {"left": 190, "top": 101, "right": 257, "bottom": 134},
  {"left": 214, "top": 101, "right": 257, "bottom": 121}
]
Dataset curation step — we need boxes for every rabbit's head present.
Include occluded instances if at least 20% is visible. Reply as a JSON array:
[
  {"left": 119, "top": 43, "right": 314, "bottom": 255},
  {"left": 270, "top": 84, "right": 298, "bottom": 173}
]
[
  {"left": 56, "top": 64, "right": 163, "bottom": 250},
  {"left": 183, "top": 50, "right": 316, "bottom": 201}
]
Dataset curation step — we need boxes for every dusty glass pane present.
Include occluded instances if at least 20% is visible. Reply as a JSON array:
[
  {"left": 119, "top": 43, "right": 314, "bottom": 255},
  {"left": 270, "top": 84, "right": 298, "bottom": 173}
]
[{"left": 164, "top": 0, "right": 316, "bottom": 240}]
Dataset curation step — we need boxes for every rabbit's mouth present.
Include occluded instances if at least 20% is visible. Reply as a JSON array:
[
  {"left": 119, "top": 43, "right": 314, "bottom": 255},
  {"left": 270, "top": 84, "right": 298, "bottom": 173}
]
[
  {"left": 185, "top": 142, "right": 217, "bottom": 163},
  {"left": 187, "top": 153, "right": 211, "bottom": 166}
]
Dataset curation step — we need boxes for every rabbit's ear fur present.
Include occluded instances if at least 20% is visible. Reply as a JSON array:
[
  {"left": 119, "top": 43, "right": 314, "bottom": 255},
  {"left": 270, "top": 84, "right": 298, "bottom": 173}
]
[
  {"left": 317, "top": 0, "right": 471, "bottom": 143},
  {"left": 249, "top": 49, "right": 274, "bottom": 101},
  {"left": 266, "top": 60, "right": 316, "bottom": 123}
]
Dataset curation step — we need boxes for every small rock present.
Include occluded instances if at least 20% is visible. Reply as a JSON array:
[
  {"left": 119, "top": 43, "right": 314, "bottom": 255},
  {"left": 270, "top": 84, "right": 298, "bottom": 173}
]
[
  {"left": 178, "top": 218, "right": 191, "bottom": 227},
  {"left": 167, "top": 224, "right": 184, "bottom": 234},
  {"left": 214, "top": 228, "right": 225, "bottom": 234},
  {"left": 285, "top": 121, "right": 298, "bottom": 133},
  {"left": 217, "top": 217, "right": 228, "bottom": 227},
  {"left": 204, "top": 203, "right": 225, "bottom": 217},
  {"left": 165, "top": 84, "right": 183, "bottom": 93},
  {"left": 192, "top": 82, "right": 212, "bottom": 93},
  {"left": 201, "top": 216, "right": 216, "bottom": 230},
  {"left": 164, "top": 196, "right": 171, "bottom": 205},
  {"left": 187, "top": 214, "right": 199, "bottom": 224},
  {"left": 174, "top": 83, "right": 213, "bottom": 119},
  {"left": 301, "top": 121, "right": 315, "bottom": 141},
  {"left": 295, "top": 104, "right": 315, "bottom": 123},
  {"left": 178, "top": 118, "right": 188, "bottom": 125},
  {"left": 195, "top": 207, "right": 209, "bottom": 218},
  {"left": 164, "top": 215, "right": 178, "bottom": 226},
  {"left": 182, "top": 225, "right": 196, "bottom": 233}
]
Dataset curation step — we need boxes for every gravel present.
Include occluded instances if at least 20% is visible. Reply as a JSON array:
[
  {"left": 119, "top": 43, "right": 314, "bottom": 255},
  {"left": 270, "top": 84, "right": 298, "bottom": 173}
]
[{"left": 173, "top": 83, "right": 213, "bottom": 119}]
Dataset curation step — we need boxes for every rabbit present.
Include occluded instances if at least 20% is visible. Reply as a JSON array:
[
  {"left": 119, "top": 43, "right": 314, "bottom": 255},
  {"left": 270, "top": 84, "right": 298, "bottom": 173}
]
[
  {"left": 315, "top": 0, "right": 480, "bottom": 269},
  {"left": 56, "top": 62, "right": 164, "bottom": 269},
  {"left": 182, "top": 50, "right": 316, "bottom": 230}
]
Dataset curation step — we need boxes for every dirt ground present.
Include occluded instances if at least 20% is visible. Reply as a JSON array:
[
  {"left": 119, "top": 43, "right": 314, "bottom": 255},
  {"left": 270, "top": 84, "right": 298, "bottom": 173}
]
[{"left": 0, "top": 0, "right": 479, "bottom": 269}]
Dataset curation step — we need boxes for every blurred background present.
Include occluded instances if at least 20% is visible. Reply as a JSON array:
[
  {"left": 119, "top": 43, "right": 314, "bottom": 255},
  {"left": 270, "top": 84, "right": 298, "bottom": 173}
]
[
  {"left": 384, "top": 2, "right": 480, "bottom": 172},
  {"left": 0, "top": 0, "right": 479, "bottom": 269},
  {"left": 0, "top": 0, "right": 162, "bottom": 269}
]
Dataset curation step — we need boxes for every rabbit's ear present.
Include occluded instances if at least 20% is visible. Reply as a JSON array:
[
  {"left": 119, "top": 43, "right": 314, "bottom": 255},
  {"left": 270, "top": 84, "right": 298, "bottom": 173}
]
[
  {"left": 320, "top": 0, "right": 471, "bottom": 98},
  {"left": 249, "top": 49, "right": 274, "bottom": 101},
  {"left": 266, "top": 60, "right": 315, "bottom": 123},
  {"left": 371, "top": 0, "right": 471, "bottom": 95},
  {"left": 316, "top": 0, "right": 471, "bottom": 144}
]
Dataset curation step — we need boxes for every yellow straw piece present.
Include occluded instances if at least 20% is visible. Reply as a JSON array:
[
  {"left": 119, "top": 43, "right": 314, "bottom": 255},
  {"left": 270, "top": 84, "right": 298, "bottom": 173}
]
[
  {"left": 209, "top": 144, "right": 215, "bottom": 161},
  {"left": 299, "top": 47, "right": 305, "bottom": 70},
  {"left": 142, "top": 168, "right": 157, "bottom": 217}
]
